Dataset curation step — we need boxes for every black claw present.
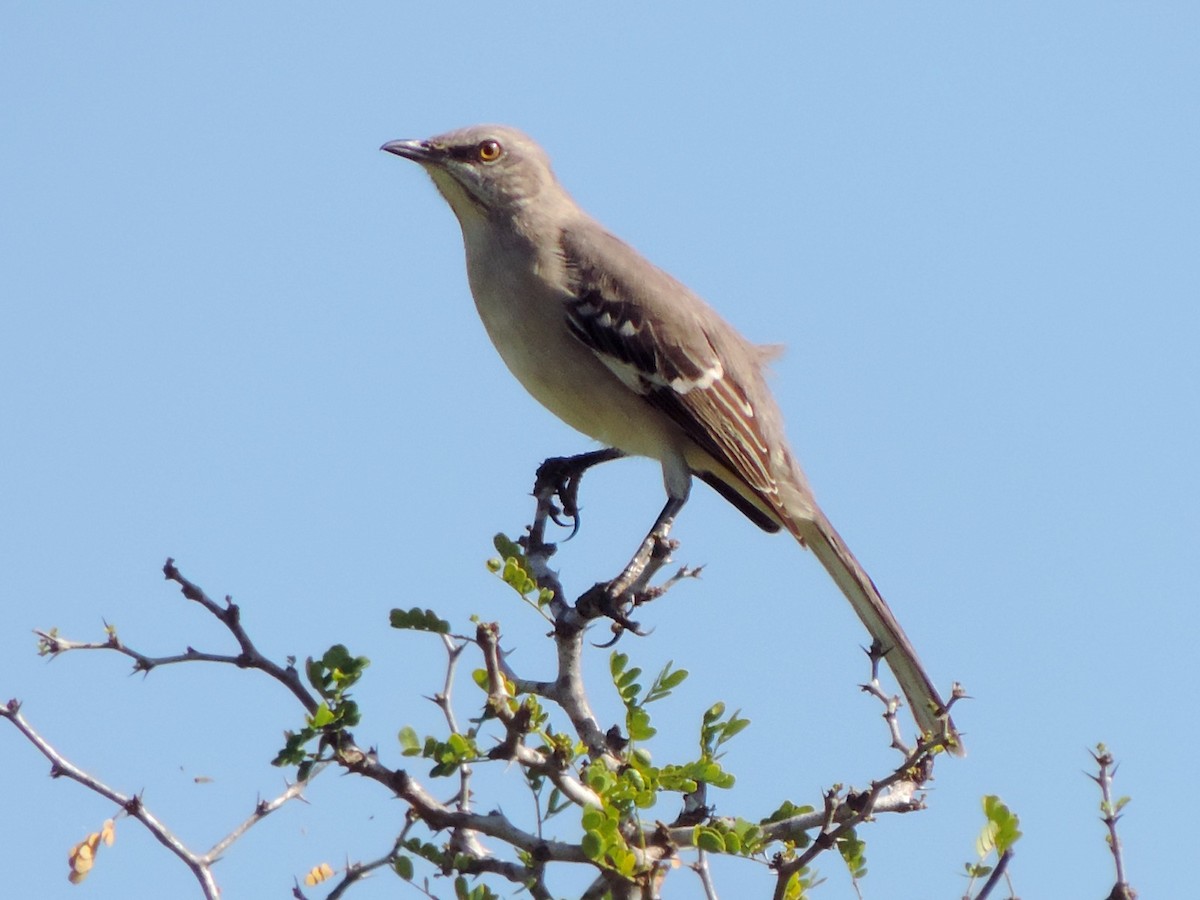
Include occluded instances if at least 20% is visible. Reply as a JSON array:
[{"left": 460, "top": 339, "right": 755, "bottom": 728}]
[
  {"left": 554, "top": 472, "right": 584, "bottom": 538},
  {"left": 593, "top": 628, "right": 624, "bottom": 649},
  {"left": 590, "top": 613, "right": 648, "bottom": 648},
  {"left": 533, "top": 449, "right": 624, "bottom": 540},
  {"left": 546, "top": 502, "right": 573, "bottom": 531}
]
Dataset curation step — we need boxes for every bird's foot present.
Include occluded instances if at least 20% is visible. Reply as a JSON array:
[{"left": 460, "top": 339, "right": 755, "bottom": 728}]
[
  {"left": 533, "top": 449, "right": 624, "bottom": 538},
  {"left": 578, "top": 531, "right": 680, "bottom": 642}
]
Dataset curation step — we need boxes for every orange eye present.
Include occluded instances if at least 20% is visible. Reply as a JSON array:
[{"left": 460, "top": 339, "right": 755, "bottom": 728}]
[{"left": 477, "top": 140, "right": 502, "bottom": 162}]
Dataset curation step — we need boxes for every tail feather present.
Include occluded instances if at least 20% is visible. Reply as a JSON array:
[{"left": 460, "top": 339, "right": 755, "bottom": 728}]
[{"left": 791, "top": 512, "right": 964, "bottom": 756}]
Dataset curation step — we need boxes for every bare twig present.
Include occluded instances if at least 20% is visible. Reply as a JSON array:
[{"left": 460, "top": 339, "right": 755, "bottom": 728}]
[
  {"left": 859, "top": 639, "right": 911, "bottom": 755},
  {"left": 428, "top": 630, "right": 479, "bottom": 835},
  {"left": 971, "top": 848, "right": 1013, "bottom": 900},
  {"left": 317, "top": 822, "right": 414, "bottom": 900},
  {"left": 206, "top": 764, "right": 327, "bottom": 862},
  {"left": 162, "top": 559, "right": 319, "bottom": 713},
  {"left": 3, "top": 699, "right": 221, "bottom": 898},
  {"left": 36, "top": 628, "right": 247, "bottom": 671},
  {"left": 3, "top": 697, "right": 325, "bottom": 896},
  {"left": 477, "top": 621, "right": 603, "bottom": 811},
  {"left": 766, "top": 640, "right": 957, "bottom": 900},
  {"left": 1091, "top": 744, "right": 1136, "bottom": 900},
  {"left": 694, "top": 847, "right": 720, "bottom": 900},
  {"left": 36, "top": 561, "right": 318, "bottom": 718}
]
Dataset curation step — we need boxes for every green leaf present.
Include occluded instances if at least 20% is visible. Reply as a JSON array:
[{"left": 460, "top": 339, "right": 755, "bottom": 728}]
[
  {"left": 495, "top": 551, "right": 540, "bottom": 597},
  {"left": 642, "top": 661, "right": 689, "bottom": 705},
  {"left": 305, "top": 656, "right": 326, "bottom": 691},
  {"left": 837, "top": 827, "right": 868, "bottom": 880},
  {"left": 627, "top": 707, "right": 656, "bottom": 741},
  {"left": 707, "top": 769, "right": 736, "bottom": 790},
  {"left": 584, "top": 765, "right": 613, "bottom": 793},
  {"left": 762, "top": 800, "right": 815, "bottom": 824},
  {"left": 977, "top": 795, "right": 1023, "bottom": 858},
  {"left": 393, "top": 855, "right": 414, "bottom": 880},
  {"left": 321, "top": 645, "right": 348, "bottom": 669},
  {"left": 616, "top": 666, "right": 642, "bottom": 691},
  {"left": 389, "top": 607, "right": 451, "bottom": 634},
  {"left": 580, "top": 831, "right": 605, "bottom": 861},
  {"left": 656, "top": 666, "right": 689, "bottom": 692},
  {"left": 610, "top": 652, "right": 629, "bottom": 679},
  {"left": 492, "top": 533, "right": 525, "bottom": 561},
  {"left": 609, "top": 845, "right": 638, "bottom": 877},
  {"left": 397, "top": 726, "right": 420, "bottom": 754},
  {"left": 695, "top": 827, "right": 725, "bottom": 853},
  {"left": 719, "top": 714, "right": 751, "bottom": 742}
]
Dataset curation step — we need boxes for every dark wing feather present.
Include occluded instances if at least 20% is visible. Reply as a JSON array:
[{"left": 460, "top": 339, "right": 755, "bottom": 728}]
[{"left": 559, "top": 228, "right": 787, "bottom": 527}]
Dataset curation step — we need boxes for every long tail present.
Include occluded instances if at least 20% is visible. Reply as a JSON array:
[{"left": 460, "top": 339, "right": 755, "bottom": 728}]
[{"left": 790, "top": 511, "right": 964, "bottom": 755}]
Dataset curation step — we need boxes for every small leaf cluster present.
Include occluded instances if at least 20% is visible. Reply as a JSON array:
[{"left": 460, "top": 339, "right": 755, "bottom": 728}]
[
  {"left": 699, "top": 701, "right": 750, "bottom": 770},
  {"left": 778, "top": 867, "right": 821, "bottom": 900},
  {"left": 836, "top": 826, "right": 867, "bottom": 882},
  {"left": 273, "top": 644, "right": 369, "bottom": 776},
  {"left": 567, "top": 656, "right": 761, "bottom": 877},
  {"left": 389, "top": 838, "right": 499, "bottom": 899},
  {"left": 302, "top": 861, "right": 335, "bottom": 886},
  {"left": 964, "top": 794, "right": 1022, "bottom": 882},
  {"left": 692, "top": 816, "right": 767, "bottom": 856},
  {"left": 450, "top": 875, "right": 500, "bottom": 900},
  {"left": 763, "top": 799, "right": 817, "bottom": 831},
  {"left": 67, "top": 818, "right": 116, "bottom": 885},
  {"left": 579, "top": 784, "right": 644, "bottom": 877},
  {"left": 610, "top": 651, "right": 688, "bottom": 743},
  {"left": 487, "top": 535, "right": 553, "bottom": 611},
  {"left": 389, "top": 607, "right": 451, "bottom": 634},
  {"left": 523, "top": 727, "right": 586, "bottom": 826},
  {"left": 398, "top": 725, "right": 481, "bottom": 778}
]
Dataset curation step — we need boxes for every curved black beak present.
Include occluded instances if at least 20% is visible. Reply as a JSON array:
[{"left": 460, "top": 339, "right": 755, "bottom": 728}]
[{"left": 381, "top": 139, "right": 436, "bottom": 162}]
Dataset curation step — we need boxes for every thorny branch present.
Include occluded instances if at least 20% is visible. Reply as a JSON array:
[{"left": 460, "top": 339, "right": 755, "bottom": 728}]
[
  {"left": 765, "top": 640, "right": 963, "bottom": 900},
  {"left": 35, "top": 559, "right": 317, "bottom": 715},
  {"left": 1092, "top": 745, "right": 1136, "bottom": 900},
  {"left": 6, "top": 453, "right": 960, "bottom": 898},
  {"left": 13, "top": 563, "right": 581, "bottom": 894},
  {"left": 0, "top": 698, "right": 318, "bottom": 900}
]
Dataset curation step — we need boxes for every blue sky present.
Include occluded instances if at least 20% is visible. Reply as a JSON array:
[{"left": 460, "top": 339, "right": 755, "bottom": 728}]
[{"left": 2, "top": 3, "right": 1197, "bottom": 898}]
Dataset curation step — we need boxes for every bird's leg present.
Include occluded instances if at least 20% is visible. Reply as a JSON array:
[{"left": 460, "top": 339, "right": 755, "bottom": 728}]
[
  {"left": 579, "top": 495, "right": 685, "bottom": 630},
  {"left": 533, "top": 448, "right": 625, "bottom": 537},
  {"left": 607, "top": 496, "right": 684, "bottom": 598}
]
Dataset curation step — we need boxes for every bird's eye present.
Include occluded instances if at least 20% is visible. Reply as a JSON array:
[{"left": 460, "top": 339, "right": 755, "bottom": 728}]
[{"left": 477, "top": 140, "right": 502, "bottom": 162}]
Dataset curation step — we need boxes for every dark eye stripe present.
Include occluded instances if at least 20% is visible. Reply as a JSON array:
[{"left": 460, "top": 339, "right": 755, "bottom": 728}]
[
  {"left": 444, "top": 141, "right": 501, "bottom": 163},
  {"left": 445, "top": 144, "right": 482, "bottom": 162}
]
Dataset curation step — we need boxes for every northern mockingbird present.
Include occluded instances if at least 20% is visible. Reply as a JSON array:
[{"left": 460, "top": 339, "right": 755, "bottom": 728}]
[{"left": 382, "top": 125, "right": 961, "bottom": 752}]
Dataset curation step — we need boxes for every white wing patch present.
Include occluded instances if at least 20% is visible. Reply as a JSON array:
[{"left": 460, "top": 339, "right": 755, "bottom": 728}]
[{"left": 670, "top": 357, "right": 724, "bottom": 393}]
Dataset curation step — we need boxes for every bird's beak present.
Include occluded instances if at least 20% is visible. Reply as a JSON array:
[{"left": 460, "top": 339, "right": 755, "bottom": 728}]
[{"left": 381, "top": 139, "right": 437, "bottom": 163}]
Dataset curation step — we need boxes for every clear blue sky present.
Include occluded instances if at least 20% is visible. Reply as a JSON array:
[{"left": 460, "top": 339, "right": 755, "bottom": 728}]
[{"left": 3, "top": 4, "right": 1196, "bottom": 898}]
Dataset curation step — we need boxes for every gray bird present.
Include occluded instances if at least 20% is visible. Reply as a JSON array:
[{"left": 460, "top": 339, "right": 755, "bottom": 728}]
[{"left": 382, "top": 125, "right": 961, "bottom": 752}]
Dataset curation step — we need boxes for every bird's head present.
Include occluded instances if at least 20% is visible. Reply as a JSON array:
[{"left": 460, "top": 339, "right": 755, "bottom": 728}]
[{"left": 382, "top": 125, "right": 561, "bottom": 224}]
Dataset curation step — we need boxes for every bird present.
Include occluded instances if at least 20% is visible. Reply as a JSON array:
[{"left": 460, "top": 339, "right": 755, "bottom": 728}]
[{"left": 381, "top": 125, "right": 961, "bottom": 752}]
